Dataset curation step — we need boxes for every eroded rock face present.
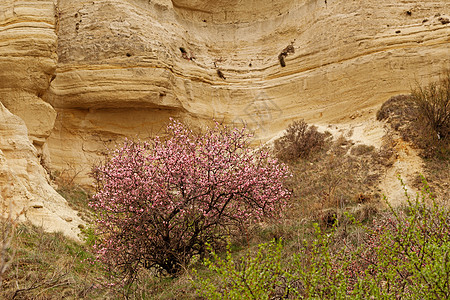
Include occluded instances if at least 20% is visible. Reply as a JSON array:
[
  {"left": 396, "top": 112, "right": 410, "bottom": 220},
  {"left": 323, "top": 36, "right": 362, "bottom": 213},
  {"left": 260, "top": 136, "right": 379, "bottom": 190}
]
[
  {"left": 0, "top": 0, "right": 83, "bottom": 239},
  {"left": 0, "top": 103, "right": 83, "bottom": 240},
  {"left": 0, "top": 1, "right": 58, "bottom": 218},
  {"left": 0, "top": 0, "right": 57, "bottom": 149},
  {"left": 45, "top": 0, "right": 449, "bottom": 184},
  {"left": 0, "top": 0, "right": 449, "bottom": 235}
]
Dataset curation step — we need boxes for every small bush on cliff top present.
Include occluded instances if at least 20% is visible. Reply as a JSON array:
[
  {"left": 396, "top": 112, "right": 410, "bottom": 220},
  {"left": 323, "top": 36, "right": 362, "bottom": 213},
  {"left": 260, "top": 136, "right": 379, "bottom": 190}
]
[{"left": 90, "top": 119, "right": 291, "bottom": 283}]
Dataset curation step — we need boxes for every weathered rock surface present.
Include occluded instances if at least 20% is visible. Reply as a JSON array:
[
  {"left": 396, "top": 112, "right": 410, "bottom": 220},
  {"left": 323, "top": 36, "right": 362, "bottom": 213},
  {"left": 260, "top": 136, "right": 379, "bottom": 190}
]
[
  {"left": 0, "top": 103, "right": 83, "bottom": 240},
  {"left": 0, "top": 0, "right": 83, "bottom": 239},
  {"left": 0, "top": 0, "right": 449, "bottom": 235},
  {"left": 0, "top": 0, "right": 57, "bottom": 148},
  {"left": 45, "top": 0, "right": 449, "bottom": 184}
]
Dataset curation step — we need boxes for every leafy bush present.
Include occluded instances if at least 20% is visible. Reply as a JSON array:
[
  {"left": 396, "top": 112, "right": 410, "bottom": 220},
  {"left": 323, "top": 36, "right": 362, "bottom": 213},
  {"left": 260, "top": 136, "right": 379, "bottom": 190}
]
[
  {"left": 193, "top": 239, "right": 298, "bottom": 299},
  {"left": 90, "top": 120, "right": 291, "bottom": 281},
  {"left": 193, "top": 178, "right": 450, "bottom": 299},
  {"left": 274, "top": 120, "right": 326, "bottom": 161},
  {"left": 342, "top": 178, "right": 450, "bottom": 298},
  {"left": 193, "top": 226, "right": 349, "bottom": 299}
]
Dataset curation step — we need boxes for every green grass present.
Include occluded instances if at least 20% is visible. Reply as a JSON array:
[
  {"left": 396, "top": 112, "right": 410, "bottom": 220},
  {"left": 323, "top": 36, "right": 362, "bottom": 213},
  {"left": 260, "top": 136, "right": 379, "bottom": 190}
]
[{"left": 0, "top": 223, "right": 111, "bottom": 299}]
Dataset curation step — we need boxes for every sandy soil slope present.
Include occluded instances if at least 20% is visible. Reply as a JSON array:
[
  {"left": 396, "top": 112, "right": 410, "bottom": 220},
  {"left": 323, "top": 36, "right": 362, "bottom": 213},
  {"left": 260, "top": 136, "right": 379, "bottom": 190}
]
[{"left": 318, "top": 112, "right": 424, "bottom": 207}]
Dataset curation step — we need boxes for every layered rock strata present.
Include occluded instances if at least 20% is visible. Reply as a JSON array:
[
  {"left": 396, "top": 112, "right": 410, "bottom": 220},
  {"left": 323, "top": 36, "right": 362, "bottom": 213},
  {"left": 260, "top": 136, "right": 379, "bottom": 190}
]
[
  {"left": 0, "top": 0, "right": 83, "bottom": 239},
  {"left": 46, "top": 0, "right": 449, "bottom": 184},
  {"left": 0, "top": 0, "right": 57, "bottom": 158},
  {"left": 0, "top": 103, "right": 83, "bottom": 240}
]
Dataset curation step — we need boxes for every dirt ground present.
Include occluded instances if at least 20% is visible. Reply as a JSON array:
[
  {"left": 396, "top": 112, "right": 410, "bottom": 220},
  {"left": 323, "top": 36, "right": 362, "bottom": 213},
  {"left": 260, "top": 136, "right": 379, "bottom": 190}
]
[{"left": 318, "top": 112, "right": 424, "bottom": 207}]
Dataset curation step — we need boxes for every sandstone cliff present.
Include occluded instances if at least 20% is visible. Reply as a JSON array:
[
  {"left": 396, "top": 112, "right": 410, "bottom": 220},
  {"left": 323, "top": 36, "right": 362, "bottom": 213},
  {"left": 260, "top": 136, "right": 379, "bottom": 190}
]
[
  {"left": 0, "top": 103, "right": 83, "bottom": 240},
  {"left": 0, "top": 0, "right": 449, "bottom": 236},
  {"left": 0, "top": 0, "right": 84, "bottom": 238},
  {"left": 46, "top": 0, "right": 449, "bottom": 185}
]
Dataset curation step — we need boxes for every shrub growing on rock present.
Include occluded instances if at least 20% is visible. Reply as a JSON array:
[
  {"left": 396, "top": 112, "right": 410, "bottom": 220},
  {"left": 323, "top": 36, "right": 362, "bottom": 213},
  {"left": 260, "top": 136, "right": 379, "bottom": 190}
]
[
  {"left": 377, "top": 71, "right": 449, "bottom": 158},
  {"left": 90, "top": 120, "right": 291, "bottom": 282}
]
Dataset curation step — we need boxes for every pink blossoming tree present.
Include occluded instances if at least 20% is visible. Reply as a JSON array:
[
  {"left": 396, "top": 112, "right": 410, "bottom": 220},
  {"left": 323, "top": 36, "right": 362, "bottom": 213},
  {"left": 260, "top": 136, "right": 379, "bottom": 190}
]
[{"left": 90, "top": 120, "right": 291, "bottom": 280}]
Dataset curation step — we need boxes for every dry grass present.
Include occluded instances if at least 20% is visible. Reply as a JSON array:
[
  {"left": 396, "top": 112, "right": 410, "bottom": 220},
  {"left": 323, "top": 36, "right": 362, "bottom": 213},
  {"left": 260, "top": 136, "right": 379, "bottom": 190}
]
[
  {"left": 0, "top": 223, "right": 111, "bottom": 299},
  {"left": 282, "top": 135, "right": 383, "bottom": 225}
]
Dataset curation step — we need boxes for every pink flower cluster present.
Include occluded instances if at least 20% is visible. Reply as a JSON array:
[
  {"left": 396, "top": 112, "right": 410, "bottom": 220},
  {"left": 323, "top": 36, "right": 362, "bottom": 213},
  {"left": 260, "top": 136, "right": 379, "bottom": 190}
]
[{"left": 90, "top": 119, "right": 291, "bottom": 277}]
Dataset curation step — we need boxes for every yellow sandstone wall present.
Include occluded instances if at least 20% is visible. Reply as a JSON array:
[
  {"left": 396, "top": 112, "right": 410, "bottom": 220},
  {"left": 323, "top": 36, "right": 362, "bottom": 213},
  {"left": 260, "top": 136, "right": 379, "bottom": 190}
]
[{"left": 46, "top": 0, "right": 449, "bottom": 184}]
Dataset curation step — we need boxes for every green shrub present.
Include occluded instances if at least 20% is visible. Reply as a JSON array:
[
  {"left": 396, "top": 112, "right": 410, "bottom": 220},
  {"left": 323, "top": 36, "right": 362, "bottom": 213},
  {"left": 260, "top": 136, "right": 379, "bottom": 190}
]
[
  {"left": 293, "top": 223, "right": 350, "bottom": 298},
  {"left": 193, "top": 178, "right": 450, "bottom": 299},
  {"left": 193, "top": 239, "right": 298, "bottom": 299},
  {"left": 350, "top": 177, "right": 450, "bottom": 298}
]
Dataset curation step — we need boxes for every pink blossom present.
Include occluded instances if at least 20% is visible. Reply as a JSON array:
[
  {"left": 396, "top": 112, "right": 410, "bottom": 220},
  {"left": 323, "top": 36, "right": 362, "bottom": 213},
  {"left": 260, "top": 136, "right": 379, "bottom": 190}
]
[{"left": 90, "top": 119, "right": 291, "bottom": 278}]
